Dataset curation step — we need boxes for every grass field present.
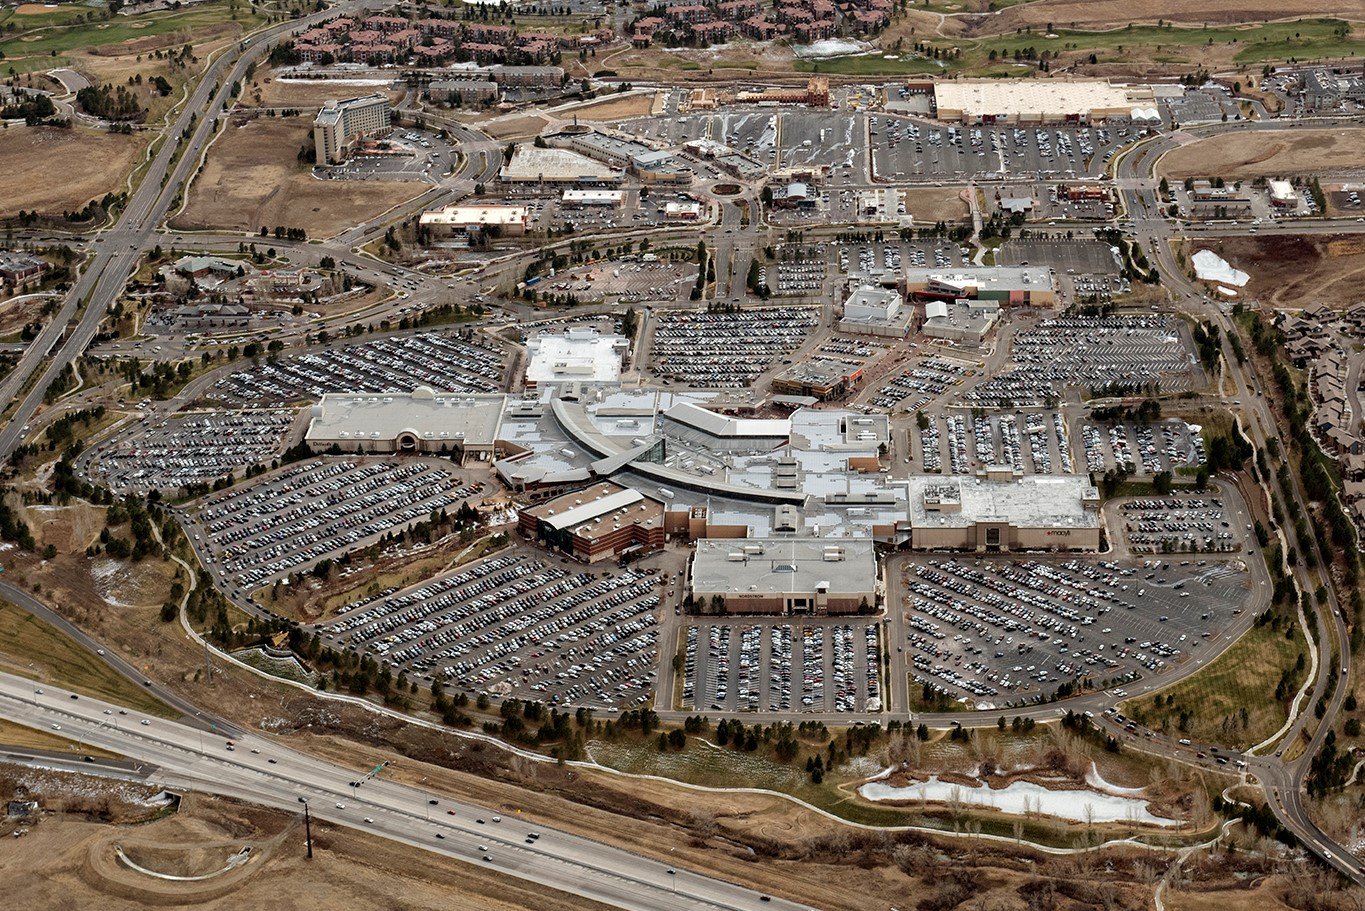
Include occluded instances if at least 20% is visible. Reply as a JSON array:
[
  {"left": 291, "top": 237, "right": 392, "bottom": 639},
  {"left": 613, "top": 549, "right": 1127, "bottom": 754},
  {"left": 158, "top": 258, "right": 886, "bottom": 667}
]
[
  {"left": 940, "top": 18, "right": 1362, "bottom": 73},
  {"left": 175, "top": 116, "right": 426, "bottom": 238},
  {"left": 0, "top": 599, "right": 175, "bottom": 718},
  {"left": 0, "top": 1, "right": 261, "bottom": 62},
  {"left": 555, "top": 92, "right": 660, "bottom": 122},
  {"left": 1157, "top": 127, "right": 1365, "bottom": 180},
  {"left": 1183, "top": 234, "right": 1365, "bottom": 310},
  {"left": 0, "top": 126, "right": 145, "bottom": 218},
  {"left": 1119, "top": 618, "right": 1306, "bottom": 750},
  {"left": 0, "top": 718, "right": 120, "bottom": 758},
  {"left": 795, "top": 55, "right": 949, "bottom": 76},
  {"left": 902, "top": 187, "right": 971, "bottom": 222}
]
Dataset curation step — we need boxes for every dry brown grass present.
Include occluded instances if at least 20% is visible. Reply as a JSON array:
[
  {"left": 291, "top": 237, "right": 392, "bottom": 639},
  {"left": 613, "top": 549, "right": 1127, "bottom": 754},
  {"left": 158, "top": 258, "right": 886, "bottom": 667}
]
[
  {"left": 175, "top": 116, "right": 424, "bottom": 238},
  {"left": 984, "top": 0, "right": 1343, "bottom": 32},
  {"left": 1157, "top": 127, "right": 1365, "bottom": 180},
  {"left": 478, "top": 113, "right": 552, "bottom": 141},
  {"left": 247, "top": 69, "right": 406, "bottom": 109},
  {"left": 1180, "top": 234, "right": 1365, "bottom": 309},
  {"left": 0, "top": 719, "right": 120, "bottom": 758},
  {"left": 0, "top": 790, "right": 620, "bottom": 911},
  {"left": 0, "top": 126, "right": 144, "bottom": 217},
  {"left": 556, "top": 91, "right": 661, "bottom": 122},
  {"left": 902, "top": 187, "right": 971, "bottom": 223}
]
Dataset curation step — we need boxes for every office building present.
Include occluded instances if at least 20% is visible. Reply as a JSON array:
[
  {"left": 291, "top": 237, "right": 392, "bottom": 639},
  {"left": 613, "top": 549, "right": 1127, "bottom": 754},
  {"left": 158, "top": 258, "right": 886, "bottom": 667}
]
[{"left": 313, "top": 94, "right": 392, "bottom": 164}]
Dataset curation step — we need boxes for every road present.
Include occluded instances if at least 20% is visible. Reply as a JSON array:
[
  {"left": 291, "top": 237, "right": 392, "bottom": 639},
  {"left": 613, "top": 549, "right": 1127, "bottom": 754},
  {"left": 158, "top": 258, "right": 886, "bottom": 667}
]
[
  {"left": 0, "top": 671, "right": 806, "bottom": 911},
  {"left": 1116, "top": 124, "right": 1362, "bottom": 885},
  {"left": 0, "top": 578, "right": 234, "bottom": 734},
  {"left": 0, "top": 2, "right": 370, "bottom": 460}
]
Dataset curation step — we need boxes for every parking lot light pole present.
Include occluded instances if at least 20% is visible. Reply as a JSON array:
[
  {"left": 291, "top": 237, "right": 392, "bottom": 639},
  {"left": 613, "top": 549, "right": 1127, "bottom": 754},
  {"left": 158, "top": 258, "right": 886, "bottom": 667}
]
[{"left": 300, "top": 797, "right": 313, "bottom": 859}]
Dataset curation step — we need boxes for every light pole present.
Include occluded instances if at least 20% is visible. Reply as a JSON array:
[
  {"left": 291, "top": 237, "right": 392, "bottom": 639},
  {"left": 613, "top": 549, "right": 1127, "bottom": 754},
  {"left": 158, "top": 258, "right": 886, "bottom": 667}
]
[{"left": 299, "top": 797, "right": 313, "bottom": 859}]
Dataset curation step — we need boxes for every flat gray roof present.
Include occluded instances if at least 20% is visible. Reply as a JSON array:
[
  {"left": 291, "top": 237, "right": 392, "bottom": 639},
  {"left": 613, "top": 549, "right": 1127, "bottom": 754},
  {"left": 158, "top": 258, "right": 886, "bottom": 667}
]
[
  {"left": 501, "top": 146, "right": 619, "bottom": 181},
  {"left": 306, "top": 388, "right": 506, "bottom": 446},
  {"left": 905, "top": 475, "right": 1099, "bottom": 529},
  {"left": 691, "top": 538, "right": 876, "bottom": 596}
]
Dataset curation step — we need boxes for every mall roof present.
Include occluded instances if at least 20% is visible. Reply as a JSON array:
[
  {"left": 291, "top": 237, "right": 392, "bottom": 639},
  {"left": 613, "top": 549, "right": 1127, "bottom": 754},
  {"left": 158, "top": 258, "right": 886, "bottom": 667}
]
[
  {"left": 538, "top": 485, "right": 644, "bottom": 531},
  {"left": 500, "top": 146, "right": 620, "bottom": 181},
  {"left": 933, "top": 80, "right": 1153, "bottom": 118},
  {"left": 691, "top": 538, "right": 876, "bottom": 596},
  {"left": 905, "top": 475, "right": 1100, "bottom": 529},
  {"left": 305, "top": 388, "right": 506, "bottom": 445},
  {"left": 661, "top": 402, "right": 790, "bottom": 439}
]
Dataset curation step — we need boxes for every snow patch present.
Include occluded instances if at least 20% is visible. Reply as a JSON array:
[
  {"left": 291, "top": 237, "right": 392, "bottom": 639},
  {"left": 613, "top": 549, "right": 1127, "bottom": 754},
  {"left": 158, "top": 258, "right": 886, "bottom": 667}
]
[
  {"left": 792, "top": 39, "right": 875, "bottom": 59},
  {"left": 859, "top": 771, "right": 1179, "bottom": 827},
  {"left": 1192, "top": 250, "right": 1248, "bottom": 287}
]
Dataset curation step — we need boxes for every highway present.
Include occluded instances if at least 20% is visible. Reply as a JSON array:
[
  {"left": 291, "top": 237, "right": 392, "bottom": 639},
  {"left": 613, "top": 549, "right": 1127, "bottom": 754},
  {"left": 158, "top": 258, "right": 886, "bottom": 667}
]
[
  {"left": 0, "top": 671, "right": 806, "bottom": 911},
  {"left": 2, "top": 31, "right": 1363, "bottom": 887},
  {"left": 1115, "top": 124, "right": 1362, "bottom": 885},
  {"left": 0, "top": 1, "right": 370, "bottom": 460}
]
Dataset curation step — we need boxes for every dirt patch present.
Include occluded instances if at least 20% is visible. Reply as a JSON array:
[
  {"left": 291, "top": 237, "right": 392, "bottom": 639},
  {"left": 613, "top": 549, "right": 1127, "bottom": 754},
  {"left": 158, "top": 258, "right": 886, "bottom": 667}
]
[
  {"left": 0, "top": 126, "right": 144, "bottom": 217},
  {"left": 20, "top": 500, "right": 106, "bottom": 553},
  {"left": 175, "top": 116, "right": 424, "bottom": 238},
  {"left": 1158, "top": 127, "right": 1365, "bottom": 180},
  {"left": 246, "top": 71, "right": 405, "bottom": 109},
  {"left": 0, "top": 292, "right": 52, "bottom": 337},
  {"left": 15, "top": 3, "right": 60, "bottom": 13},
  {"left": 556, "top": 91, "right": 660, "bottom": 122},
  {"left": 479, "top": 113, "right": 551, "bottom": 141},
  {"left": 903, "top": 187, "right": 970, "bottom": 222},
  {"left": 1182, "top": 234, "right": 1365, "bottom": 309},
  {"left": 983, "top": 0, "right": 1341, "bottom": 32},
  {"left": 0, "top": 788, "right": 615, "bottom": 911}
]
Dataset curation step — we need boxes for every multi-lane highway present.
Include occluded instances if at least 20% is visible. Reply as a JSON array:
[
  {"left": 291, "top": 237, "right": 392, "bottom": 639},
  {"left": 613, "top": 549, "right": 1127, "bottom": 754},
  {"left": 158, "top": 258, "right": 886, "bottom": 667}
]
[
  {"left": 0, "top": 2, "right": 371, "bottom": 460},
  {"left": 1115, "top": 125, "right": 1362, "bottom": 885},
  {"left": 0, "top": 671, "right": 804, "bottom": 911}
]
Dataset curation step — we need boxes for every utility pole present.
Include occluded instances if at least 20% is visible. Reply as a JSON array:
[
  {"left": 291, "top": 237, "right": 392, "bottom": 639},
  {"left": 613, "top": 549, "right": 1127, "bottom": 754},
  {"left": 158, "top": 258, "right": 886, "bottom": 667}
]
[
  {"left": 204, "top": 638, "right": 214, "bottom": 685},
  {"left": 303, "top": 801, "right": 313, "bottom": 859}
]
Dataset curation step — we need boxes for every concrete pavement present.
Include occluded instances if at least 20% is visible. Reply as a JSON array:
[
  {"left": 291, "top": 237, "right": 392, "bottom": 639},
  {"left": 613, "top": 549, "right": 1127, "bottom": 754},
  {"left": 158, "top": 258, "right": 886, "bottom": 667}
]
[{"left": 0, "top": 671, "right": 807, "bottom": 911}]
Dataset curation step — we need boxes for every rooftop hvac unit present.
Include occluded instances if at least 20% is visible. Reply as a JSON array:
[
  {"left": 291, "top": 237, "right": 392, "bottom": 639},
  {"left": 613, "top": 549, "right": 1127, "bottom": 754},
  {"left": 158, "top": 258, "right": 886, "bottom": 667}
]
[{"left": 727, "top": 552, "right": 746, "bottom": 562}]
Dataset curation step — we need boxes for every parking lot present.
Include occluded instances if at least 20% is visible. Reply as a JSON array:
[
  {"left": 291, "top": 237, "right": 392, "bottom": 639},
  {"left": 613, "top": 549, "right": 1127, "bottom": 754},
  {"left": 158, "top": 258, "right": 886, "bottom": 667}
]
[
  {"left": 649, "top": 305, "right": 818, "bottom": 387},
  {"left": 1117, "top": 495, "right": 1241, "bottom": 554},
  {"left": 768, "top": 244, "right": 829, "bottom": 296},
  {"left": 898, "top": 554, "right": 1252, "bottom": 708},
  {"left": 185, "top": 457, "right": 482, "bottom": 590},
  {"left": 317, "top": 129, "right": 455, "bottom": 183},
  {"left": 839, "top": 240, "right": 963, "bottom": 282},
  {"left": 534, "top": 260, "right": 698, "bottom": 305},
  {"left": 1080, "top": 419, "right": 1205, "bottom": 477},
  {"left": 210, "top": 332, "right": 507, "bottom": 404},
  {"left": 324, "top": 549, "right": 662, "bottom": 709},
  {"left": 871, "top": 117, "right": 1132, "bottom": 181},
  {"left": 680, "top": 619, "right": 882, "bottom": 713},
  {"left": 966, "top": 315, "right": 1198, "bottom": 406},
  {"left": 82, "top": 409, "right": 297, "bottom": 493},
  {"left": 910, "top": 409, "right": 1076, "bottom": 475},
  {"left": 865, "top": 358, "right": 967, "bottom": 412}
]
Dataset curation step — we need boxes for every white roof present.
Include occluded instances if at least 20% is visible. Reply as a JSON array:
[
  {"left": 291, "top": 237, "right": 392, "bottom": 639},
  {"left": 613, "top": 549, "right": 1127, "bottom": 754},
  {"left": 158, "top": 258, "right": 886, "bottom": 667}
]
[
  {"left": 420, "top": 205, "right": 527, "bottom": 226},
  {"left": 663, "top": 402, "right": 790, "bottom": 439},
  {"left": 562, "top": 189, "right": 624, "bottom": 202},
  {"left": 542, "top": 487, "right": 643, "bottom": 531}
]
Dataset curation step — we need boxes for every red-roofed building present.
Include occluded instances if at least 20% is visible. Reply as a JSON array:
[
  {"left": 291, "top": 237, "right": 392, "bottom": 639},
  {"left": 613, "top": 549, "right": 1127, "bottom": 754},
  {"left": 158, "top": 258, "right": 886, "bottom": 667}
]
[
  {"left": 740, "top": 14, "right": 781, "bottom": 39},
  {"left": 693, "top": 20, "right": 734, "bottom": 40},
  {"left": 364, "top": 15, "right": 407, "bottom": 32},
  {"left": 463, "top": 42, "right": 507, "bottom": 64},
  {"left": 666, "top": 3, "right": 712, "bottom": 23}
]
